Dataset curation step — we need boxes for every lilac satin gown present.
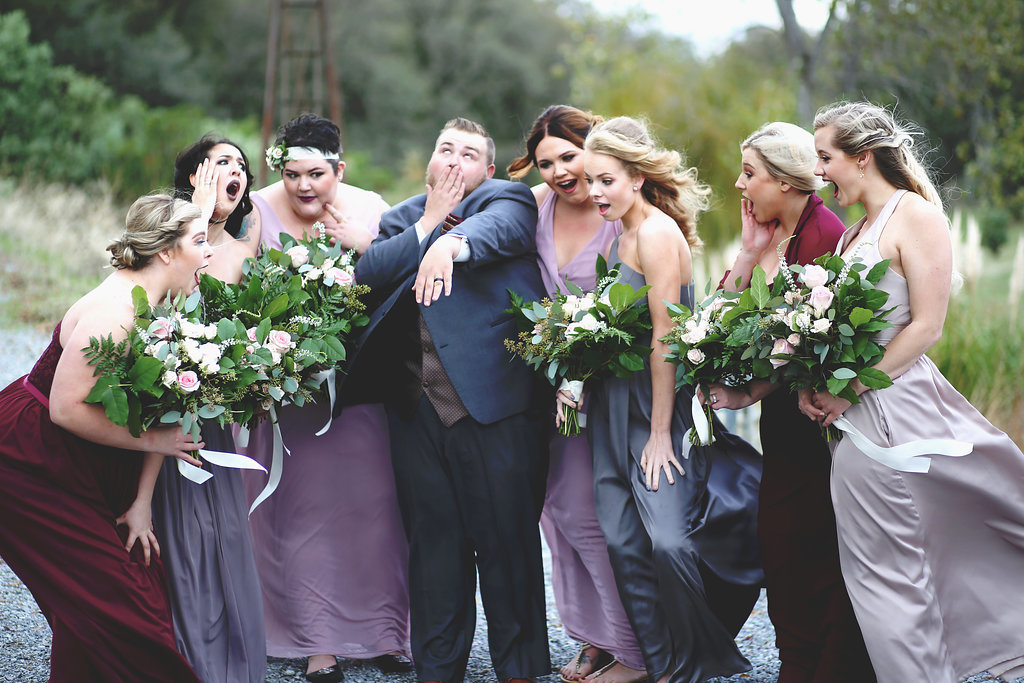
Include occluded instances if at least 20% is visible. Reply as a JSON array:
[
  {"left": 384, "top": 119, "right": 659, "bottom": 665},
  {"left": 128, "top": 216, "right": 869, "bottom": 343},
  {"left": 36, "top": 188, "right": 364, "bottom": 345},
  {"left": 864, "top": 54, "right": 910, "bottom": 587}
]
[
  {"left": 535, "top": 191, "right": 644, "bottom": 670},
  {"left": 830, "top": 189, "right": 1024, "bottom": 682},
  {"left": 241, "top": 188, "right": 411, "bottom": 660}
]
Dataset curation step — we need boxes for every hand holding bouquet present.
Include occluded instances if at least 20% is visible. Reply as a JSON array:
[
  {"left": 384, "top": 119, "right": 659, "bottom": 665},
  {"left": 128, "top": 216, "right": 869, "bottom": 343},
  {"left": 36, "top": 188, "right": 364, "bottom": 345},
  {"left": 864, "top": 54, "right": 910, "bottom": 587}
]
[
  {"left": 506, "top": 258, "right": 652, "bottom": 436},
  {"left": 762, "top": 246, "right": 895, "bottom": 439}
]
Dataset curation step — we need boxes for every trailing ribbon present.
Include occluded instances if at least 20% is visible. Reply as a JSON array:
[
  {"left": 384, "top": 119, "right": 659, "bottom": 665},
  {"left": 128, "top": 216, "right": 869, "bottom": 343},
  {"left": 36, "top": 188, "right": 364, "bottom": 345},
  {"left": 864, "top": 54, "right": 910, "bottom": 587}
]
[
  {"left": 248, "top": 405, "right": 290, "bottom": 514},
  {"left": 312, "top": 368, "right": 336, "bottom": 437},
  {"left": 684, "top": 387, "right": 714, "bottom": 449},
  {"left": 177, "top": 447, "right": 268, "bottom": 485},
  {"left": 833, "top": 415, "right": 972, "bottom": 473}
]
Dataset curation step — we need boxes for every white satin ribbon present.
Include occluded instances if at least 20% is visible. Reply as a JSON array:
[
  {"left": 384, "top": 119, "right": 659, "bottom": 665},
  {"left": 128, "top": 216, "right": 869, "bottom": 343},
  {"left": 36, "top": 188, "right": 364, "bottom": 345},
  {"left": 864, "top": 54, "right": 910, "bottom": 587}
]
[
  {"left": 684, "top": 389, "right": 714, "bottom": 447},
  {"left": 176, "top": 447, "right": 268, "bottom": 485},
  {"left": 558, "top": 378, "right": 587, "bottom": 428},
  {"left": 833, "top": 415, "right": 972, "bottom": 473},
  {"left": 248, "top": 405, "right": 290, "bottom": 514},
  {"left": 312, "top": 368, "right": 336, "bottom": 437}
]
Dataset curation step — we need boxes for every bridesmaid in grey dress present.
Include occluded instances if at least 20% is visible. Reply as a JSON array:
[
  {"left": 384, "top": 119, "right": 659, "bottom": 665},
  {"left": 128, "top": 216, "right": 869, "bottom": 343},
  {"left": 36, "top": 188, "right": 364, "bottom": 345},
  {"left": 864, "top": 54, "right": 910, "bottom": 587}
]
[
  {"left": 805, "top": 102, "right": 1024, "bottom": 683},
  {"left": 147, "top": 136, "right": 267, "bottom": 681},
  {"left": 559, "top": 117, "right": 762, "bottom": 683}
]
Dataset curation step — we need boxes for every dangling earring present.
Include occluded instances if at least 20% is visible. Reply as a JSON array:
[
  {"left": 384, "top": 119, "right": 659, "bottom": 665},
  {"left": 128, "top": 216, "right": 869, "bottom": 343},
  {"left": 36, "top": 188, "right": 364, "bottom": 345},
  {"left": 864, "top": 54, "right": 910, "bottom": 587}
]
[
  {"left": 859, "top": 168, "right": 865, "bottom": 179},
  {"left": 632, "top": 185, "right": 638, "bottom": 191}
]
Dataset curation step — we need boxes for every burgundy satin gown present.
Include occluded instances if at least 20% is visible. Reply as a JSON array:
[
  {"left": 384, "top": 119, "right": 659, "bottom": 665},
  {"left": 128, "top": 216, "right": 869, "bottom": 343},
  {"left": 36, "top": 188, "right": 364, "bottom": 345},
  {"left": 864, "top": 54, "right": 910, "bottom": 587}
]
[{"left": 0, "top": 324, "right": 198, "bottom": 682}]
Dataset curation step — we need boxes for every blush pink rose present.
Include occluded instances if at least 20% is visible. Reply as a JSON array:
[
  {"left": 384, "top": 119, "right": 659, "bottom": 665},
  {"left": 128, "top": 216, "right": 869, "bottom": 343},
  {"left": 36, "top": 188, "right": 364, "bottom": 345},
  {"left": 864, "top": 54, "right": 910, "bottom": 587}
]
[
  {"left": 808, "top": 285, "right": 835, "bottom": 317},
  {"left": 327, "top": 268, "right": 355, "bottom": 286},
  {"left": 285, "top": 245, "right": 310, "bottom": 267},
  {"left": 769, "top": 338, "right": 796, "bottom": 368},
  {"left": 178, "top": 370, "right": 200, "bottom": 393},
  {"left": 801, "top": 264, "right": 829, "bottom": 289},
  {"left": 266, "top": 330, "right": 294, "bottom": 356},
  {"left": 150, "top": 317, "right": 174, "bottom": 339}
]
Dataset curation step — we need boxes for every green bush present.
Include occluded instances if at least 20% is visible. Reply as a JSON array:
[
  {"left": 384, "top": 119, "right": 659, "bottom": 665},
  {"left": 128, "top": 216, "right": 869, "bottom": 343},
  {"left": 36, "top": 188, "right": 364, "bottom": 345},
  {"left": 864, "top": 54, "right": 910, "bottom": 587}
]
[{"left": 978, "top": 207, "right": 1012, "bottom": 253}]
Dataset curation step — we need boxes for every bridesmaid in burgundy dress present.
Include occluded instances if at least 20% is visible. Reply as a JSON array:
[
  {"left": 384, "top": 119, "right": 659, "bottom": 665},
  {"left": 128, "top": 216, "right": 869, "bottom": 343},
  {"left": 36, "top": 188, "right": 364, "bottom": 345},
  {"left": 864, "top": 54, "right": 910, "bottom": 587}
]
[
  {"left": 0, "top": 194, "right": 211, "bottom": 682},
  {"left": 708, "top": 121, "right": 875, "bottom": 683},
  {"left": 507, "top": 105, "right": 645, "bottom": 683}
]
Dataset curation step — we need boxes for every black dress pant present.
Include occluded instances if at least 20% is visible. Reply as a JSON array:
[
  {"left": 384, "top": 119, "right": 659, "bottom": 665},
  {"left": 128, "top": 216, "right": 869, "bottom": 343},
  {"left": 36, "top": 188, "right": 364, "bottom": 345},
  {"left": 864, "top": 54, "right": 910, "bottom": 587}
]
[{"left": 387, "top": 396, "right": 549, "bottom": 682}]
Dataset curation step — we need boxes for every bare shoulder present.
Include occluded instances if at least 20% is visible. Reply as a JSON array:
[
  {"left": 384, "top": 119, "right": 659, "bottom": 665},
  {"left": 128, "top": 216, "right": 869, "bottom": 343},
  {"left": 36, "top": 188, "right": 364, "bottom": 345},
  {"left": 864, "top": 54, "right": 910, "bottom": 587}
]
[
  {"left": 531, "top": 182, "right": 550, "bottom": 205},
  {"left": 891, "top": 192, "right": 948, "bottom": 238},
  {"left": 637, "top": 211, "right": 690, "bottom": 274},
  {"left": 61, "top": 279, "right": 135, "bottom": 348}
]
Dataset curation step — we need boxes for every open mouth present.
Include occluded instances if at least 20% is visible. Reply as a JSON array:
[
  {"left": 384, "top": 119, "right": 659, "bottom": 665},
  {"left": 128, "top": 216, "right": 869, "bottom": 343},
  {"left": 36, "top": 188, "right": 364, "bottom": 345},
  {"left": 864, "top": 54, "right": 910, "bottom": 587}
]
[
  {"left": 595, "top": 202, "right": 611, "bottom": 216},
  {"left": 557, "top": 179, "right": 578, "bottom": 193},
  {"left": 226, "top": 179, "right": 241, "bottom": 201},
  {"left": 298, "top": 195, "right": 318, "bottom": 204}
]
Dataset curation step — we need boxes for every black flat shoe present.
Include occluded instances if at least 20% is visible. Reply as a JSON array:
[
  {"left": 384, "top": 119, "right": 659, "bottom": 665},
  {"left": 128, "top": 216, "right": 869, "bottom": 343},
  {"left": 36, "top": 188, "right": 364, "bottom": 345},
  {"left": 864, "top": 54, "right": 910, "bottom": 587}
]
[
  {"left": 371, "top": 653, "right": 415, "bottom": 674},
  {"left": 306, "top": 663, "right": 344, "bottom": 683}
]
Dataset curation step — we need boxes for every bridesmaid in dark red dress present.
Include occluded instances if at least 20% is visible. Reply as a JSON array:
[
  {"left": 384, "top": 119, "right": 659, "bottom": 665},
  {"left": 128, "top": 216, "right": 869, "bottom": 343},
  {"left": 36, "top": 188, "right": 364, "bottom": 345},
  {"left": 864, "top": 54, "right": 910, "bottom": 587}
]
[
  {"left": 0, "top": 193, "right": 213, "bottom": 682},
  {"left": 708, "top": 122, "right": 876, "bottom": 683}
]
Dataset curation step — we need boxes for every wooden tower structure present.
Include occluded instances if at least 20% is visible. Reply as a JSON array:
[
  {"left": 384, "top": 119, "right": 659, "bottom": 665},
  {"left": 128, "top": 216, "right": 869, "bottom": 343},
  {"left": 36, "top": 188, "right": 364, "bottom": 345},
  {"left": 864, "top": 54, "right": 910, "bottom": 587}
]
[{"left": 260, "top": 0, "right": 343, "bottom": 186}]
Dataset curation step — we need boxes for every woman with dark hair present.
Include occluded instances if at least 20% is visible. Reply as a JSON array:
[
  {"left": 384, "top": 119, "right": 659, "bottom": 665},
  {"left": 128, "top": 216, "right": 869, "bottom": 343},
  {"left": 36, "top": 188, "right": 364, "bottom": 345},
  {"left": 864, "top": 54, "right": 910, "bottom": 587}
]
[
  {"left": 508, "top": 105, "right": 645, "bottom": 683},
  {"left": 0, "top": 194, "right": 209, "bottom": 682},
  {"left": 241, "top": 113, "right": 412, "bottom": 683},
  {"left": 803, "top": 101, "right": 1024, "bottom": 682},
  {"left": 707, "top": 121, "right": 875, "bottom": 683},
  {"left": 127, "top": 136, "right": 267, "bottom": 682},
  {"left": 563, "top": 116, "right": 762, "bottom": 683}
]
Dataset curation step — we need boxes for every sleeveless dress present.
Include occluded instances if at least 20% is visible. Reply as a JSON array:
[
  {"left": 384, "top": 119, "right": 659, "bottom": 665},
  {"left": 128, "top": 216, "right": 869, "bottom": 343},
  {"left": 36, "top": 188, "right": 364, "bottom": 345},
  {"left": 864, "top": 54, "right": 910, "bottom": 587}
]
[
  {"left": 830, "top": 189, "right": 1024, "bottom": 682},
  {"left": 0, "top": 324, "right": 199, "bottom": 682},
  {"left": 587, "top": 239, "right": 763, "bottom": 683},
  {"left": 241, "top": 189, "right": 412, "bottom": 660},
  {"left": 534, "top": 191, "right": 644, "bottom": 670},
  {"left": 151, "top": 422, "right": 266, "bottom": 682}
]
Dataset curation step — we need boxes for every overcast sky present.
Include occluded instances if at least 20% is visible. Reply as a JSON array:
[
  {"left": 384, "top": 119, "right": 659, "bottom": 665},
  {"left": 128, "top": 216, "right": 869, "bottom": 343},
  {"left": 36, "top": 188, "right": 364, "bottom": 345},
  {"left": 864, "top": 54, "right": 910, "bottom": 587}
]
[{"left": 586, "top": 0, "right": 833, "bottom": 56}]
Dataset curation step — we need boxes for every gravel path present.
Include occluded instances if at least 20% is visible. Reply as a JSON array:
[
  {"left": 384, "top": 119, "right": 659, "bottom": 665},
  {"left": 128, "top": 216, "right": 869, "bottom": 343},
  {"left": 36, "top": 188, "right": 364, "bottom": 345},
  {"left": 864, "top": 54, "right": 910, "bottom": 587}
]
[{"left": 0, "top": 325, "right": 1012, "bottom": 682}]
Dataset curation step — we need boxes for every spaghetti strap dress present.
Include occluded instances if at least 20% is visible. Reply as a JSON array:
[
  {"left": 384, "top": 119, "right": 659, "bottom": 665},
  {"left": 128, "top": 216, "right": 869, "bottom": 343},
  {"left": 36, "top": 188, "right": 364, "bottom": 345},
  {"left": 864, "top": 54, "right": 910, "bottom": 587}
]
[
  {"left": 587, "top": 239, "right": 762, "bottom": 683},
  {"left": 830, "top": 189, "right": 1024, "bottom": 682},
  {"left": 0, "top": 323, "right": 199, "bottom": 682}
]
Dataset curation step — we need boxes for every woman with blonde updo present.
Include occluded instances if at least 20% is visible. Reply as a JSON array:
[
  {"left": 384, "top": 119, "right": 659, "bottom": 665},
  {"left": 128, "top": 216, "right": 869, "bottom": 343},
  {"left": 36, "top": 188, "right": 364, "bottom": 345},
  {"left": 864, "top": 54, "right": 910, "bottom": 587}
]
[
  {"left": 706, "top": 121, "right": 875, "bottom": 682},
  {"left": 800, "top": 101, "right": 1024, "bottom": 682},
  {"left": 0, "top": 194, "right": 212, "bottom": 682},
  {"left": 559, "top": 116, "right": 763, "bottom": 683}
]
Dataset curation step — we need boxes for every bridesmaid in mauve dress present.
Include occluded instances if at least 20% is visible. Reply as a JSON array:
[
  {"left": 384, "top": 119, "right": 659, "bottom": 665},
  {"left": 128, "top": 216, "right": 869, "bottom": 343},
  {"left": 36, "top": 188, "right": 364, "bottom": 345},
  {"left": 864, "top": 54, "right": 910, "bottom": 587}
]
[
  {"left": 0, "top": 195, "right": 209, "bottom": 682},
  {"left": 241, "top": 114, "right": 411, "bottom": 683},
  {"left": 709, "top": 122, "right": 874, "bottom": 683},
  {"left": 565, "top": 117, "right": 762, "bottom": 683},
  {"left": 806, "top": 102, "right": 1024, "bottom": 683},
  {"left": 145, "top": 137, "right": 267, "bottom": 682},
  {"left": 507, "top": 105, "right": 645, "bottom": 683}
]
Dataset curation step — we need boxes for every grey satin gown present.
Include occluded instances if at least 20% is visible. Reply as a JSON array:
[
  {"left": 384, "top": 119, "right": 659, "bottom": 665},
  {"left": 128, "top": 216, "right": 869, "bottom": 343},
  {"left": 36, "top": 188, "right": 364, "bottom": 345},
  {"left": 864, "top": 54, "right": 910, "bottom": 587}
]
[
  {"left": 152, "top": 424, "right": 267, "bottom": 682},
  {"left": 587, "top": 241, "right": 763, "bottom": 683}
]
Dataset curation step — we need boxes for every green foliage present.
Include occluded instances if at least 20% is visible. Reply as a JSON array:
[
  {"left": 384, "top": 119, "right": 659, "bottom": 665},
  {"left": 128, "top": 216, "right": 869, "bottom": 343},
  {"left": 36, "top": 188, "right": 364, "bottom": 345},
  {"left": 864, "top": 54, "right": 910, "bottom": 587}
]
[{"left": 978, "top": 208, "right": 1011, "bottom": 253}]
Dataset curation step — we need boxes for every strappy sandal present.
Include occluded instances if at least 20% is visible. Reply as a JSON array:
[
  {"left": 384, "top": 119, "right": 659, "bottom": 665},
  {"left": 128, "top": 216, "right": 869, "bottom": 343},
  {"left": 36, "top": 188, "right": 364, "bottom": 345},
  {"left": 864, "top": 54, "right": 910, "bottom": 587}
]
[
  {"left": 583, "top": 659, "right": 650, "bottom": 683},
  {"left": 560, "top": 643, "right": 610, "bottom": 683}
]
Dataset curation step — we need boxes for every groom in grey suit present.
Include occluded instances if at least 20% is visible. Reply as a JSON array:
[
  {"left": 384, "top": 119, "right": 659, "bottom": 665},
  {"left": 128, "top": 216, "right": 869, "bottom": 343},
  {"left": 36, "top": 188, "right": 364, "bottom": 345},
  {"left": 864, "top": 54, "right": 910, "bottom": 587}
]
[{"left": 347, "top": 118, "right": 550, "bottom": 683}]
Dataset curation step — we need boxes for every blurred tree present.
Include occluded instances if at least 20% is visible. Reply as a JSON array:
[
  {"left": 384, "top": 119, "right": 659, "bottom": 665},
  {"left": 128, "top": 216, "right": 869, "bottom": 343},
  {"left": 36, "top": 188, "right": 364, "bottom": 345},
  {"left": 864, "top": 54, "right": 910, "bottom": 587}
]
[{"left": 819, "top": 0, "right": 1024, "bottom": 216}]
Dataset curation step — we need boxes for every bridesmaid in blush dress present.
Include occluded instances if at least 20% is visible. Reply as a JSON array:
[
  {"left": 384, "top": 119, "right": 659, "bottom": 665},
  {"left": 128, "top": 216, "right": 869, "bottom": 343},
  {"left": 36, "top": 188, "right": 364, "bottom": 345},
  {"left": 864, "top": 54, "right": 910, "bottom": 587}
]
[
  {"left": 805, "top": 101, "right": 1024, "bottom": 682},
  {"left": 241, "top": 114, "right": 412, "bottom": 683},
  {"left": 508, "top": 105, "right": 645, "bottom": 683},
  {"left": 707, "top": 122, "right": 875, "bottom": 683},
  {"left": 0, "top": 195, "right": 209, "bottom": 682}
]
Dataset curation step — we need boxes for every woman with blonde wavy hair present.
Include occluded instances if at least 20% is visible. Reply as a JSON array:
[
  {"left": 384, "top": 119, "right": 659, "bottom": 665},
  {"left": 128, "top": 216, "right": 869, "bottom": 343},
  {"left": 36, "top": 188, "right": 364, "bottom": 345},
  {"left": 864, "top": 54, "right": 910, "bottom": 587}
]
[
  {"left": 560, "top": 116, "right": 762, "bottom": 683},
  {"left": 804, "top": 101, "right": 1024, "bottom": 682},
  {"left": 0, "top": 194, "right": 212, "bottom": 681}
]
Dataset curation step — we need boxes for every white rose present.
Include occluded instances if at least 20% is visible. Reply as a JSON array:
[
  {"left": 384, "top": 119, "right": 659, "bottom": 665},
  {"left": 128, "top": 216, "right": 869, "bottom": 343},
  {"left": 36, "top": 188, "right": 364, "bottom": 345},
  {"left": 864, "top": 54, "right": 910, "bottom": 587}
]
[
  {"left": 808, "top": 285, "right": 835, "bottom": 317},
  {"left": 286, "top": 245, "right": 310, "bottom": 267},
  {"left": 686, "top": 348, "right": 705, "bottom": 364},
  {"left": 179, "top": 320, "right": 207, "bottom": 339},
  {"left": 787, "top": 333, "right": 802, "bottom": 347},
  {"left": 204, "top": 324, "right": 218, "bottom": 340},
  {"left": 811, "top": 318, "right": 832, "bottom": 334},
  {"left": 564, "top": 322, "right": 582, "bottom": 339},
  {"left": 182, "top": 338, "right": 203, "bottom": 363},
  {"left": 794, "top": 312, "right": 812, "bottom": 330},
  {"left": 801, "top": 264, "right": 830, "bottom": 289},
  {"left": 322, "top": 257, "right": 336, "bottom": 271},
  {"left": 784, "top": 290, "right": 804, "bottom": 306},
  {"left": 577, "top": 297, "right": 595, "bottom": 311},
  {"left": 304, "top": 267, "right": 322, "bottom": 281},
  {"left": 577, "top": 313, "right": 601, "bottom": 332},
  {"left": 682, "top": 327, "right": 706, "bottom": 345},
  {"left": 161, "top": 370, "right": 178, "bottom": 388},
  {"left": 199, "top": 360, "right": 221, "bottom": 375}
]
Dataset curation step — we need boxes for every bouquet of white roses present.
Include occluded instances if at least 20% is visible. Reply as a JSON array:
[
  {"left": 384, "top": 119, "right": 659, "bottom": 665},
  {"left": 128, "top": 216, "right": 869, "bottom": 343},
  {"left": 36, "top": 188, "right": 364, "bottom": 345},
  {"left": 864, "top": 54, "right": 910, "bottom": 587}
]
[
  {"left": 506, "top": 257, "right": 652, "bottom": 436},
  {"left": 84, "top": 286, "right": 311, "bottom": 442},
  {"left": 759, "top": 247, "right": 895, "bottom": 440}
]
